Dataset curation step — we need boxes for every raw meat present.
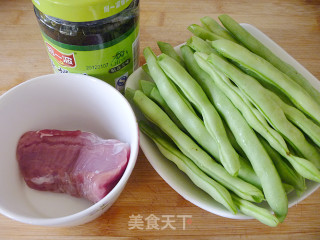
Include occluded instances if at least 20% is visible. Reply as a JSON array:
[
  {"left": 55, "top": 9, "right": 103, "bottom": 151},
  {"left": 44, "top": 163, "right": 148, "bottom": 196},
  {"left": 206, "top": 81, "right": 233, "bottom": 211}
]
[{"left": 16, "top": 129, "right": 130, "bottom": 203}]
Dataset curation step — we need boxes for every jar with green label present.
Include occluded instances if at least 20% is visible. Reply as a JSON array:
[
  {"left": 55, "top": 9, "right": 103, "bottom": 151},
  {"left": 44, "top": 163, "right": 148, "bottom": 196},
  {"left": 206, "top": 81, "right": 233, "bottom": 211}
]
[{"left": 32, "top": 0, "right": 140, "bottom": 92}]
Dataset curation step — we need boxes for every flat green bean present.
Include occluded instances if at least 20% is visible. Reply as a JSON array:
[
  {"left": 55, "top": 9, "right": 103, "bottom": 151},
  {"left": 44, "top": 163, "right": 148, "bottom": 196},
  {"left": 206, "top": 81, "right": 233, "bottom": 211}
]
[
  {"left": 266, "top": 89, "right": 320, "bottom": 151},
  {"left": 180, "top": 45, "right": 245, "bottom": 159},
  {"left": 213, "top": 48, "right": 293, "bottom": 106},
  {"left": 140, "top": 120, "right": 279, "bottom": 226},
  {"left": 131, "top": 89, "right": 264, "bottom": 203},
  {"left": 200, "top": 16, "right": 237, "bottom": 42},
  {"left": 187, "top": 36, "right": 217, "bottom": 55},
  {"left": 218, "top": 14, "right": 320, "bottom": 106},
  {"left": 282, "top": 184, "right": 294, "bottom": 194},
  {"left": 142, "top": 64, "right": 150, "bottom": 76},
  {"left": 143, "top": 47, "right": 223, "bottom": 166},
  {"left": 194, "top": 52, "right": 320, "bottom": 183},
  {"left": 205, "top": 52, "right": 320, "bottom": 170},
  {"left": 232, "top": 194, "right": 279, "bottom": 227},
  {"left": 180, "top": 44, "right": 261, "bottom": 189},
  {"left": 157, "top": 41, "right": 186, "bottom": 68},
  {"left": 259, "top": 136, "right": 306, "bottom": 191},
  {"left": 139, "top": 79, "right": 155, "bottom": 96},
  {"left": 193, "top": 64, "right": 288, "bottom": 221},
  {"left": 211, "top": 39, "right": 320, "bottom": 125},
  {"left": 139, "top": 80, "right": 186, "bottom": 131},
  {"left": 143, "top": 47, "right": 253, "bottom": 182},
  {"left": 148, "top": 78, "right": 259, "bottom": 187},
  {"left": 143, "top": 47, "right": 262, "bottom": 195},
  {"left": 139, "top": 120, "right": 237, "bottom": 213},
  {"left": 224, "top": 121, "right": 247, "bottom": 159},
  {"left": 188, "top": 24, "right": 225, "bottom": 41},
  {"left": 144, "top": 48, "right": 196, "bottom": 115},
  {"left": 158, "top": 53, "right": 240, "bottom": 176}
]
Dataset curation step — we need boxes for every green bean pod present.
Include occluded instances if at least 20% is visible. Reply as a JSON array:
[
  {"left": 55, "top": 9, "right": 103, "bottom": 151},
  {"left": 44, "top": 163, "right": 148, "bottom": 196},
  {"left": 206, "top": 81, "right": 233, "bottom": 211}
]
[
  {"left": 143, "top": 47, "right": 223, "bottom": 166},
  {"left": 194, "top": 52, "right": 288, "bottom": 153},
  {"left": 232, "top": 194, "right": 279, "bottom": 227},
  {"left": 282, "top": 184, "right": 294, "bottom": 194},
  {"left": 195, "top": 67, "right": 288, "bottom": 221},
  {"left": 139, "top": 80, "right": 186, "bottom": 131},
  {"left": 218, "top": 14, "right": 320, "bottom": 106},
  {"left": 140, "top": 120, "right": 280, "bottom": 226},
  {"left": 139, "top": 79, "right": 155, "bottom": 95},
  {"left": 194, "top": 52, "right": 320, "bottom": 183},
  {"left": 224, "top": 121, "right": 247, "bottom": 159},
  {"left": 144, "top": 48, "right": 196, "bottom": 115},
  {"left": 143, "top": 47, "right": 257, "bottom": 185},
  {"left": 157, "top": 41, "right": 186, "bottom": 68},
  {"left": 148, "top": 80, "right": 260, "bottom": 188},
  {"left": 204, "top": 52, "right": 320, "bottom": 172},
  {"left": 141, "top": 72, "right": 257, "bottom": 186},
  {"left": 211, "top": 39, "right": 320, "bottom": 125},
  {"left": 180, "top": 44, "right": 261, "bottom": 189},
  {"left": 259, "top": 137, "right": 306, "bottom": 191},
  {"left": 139, "top": 120, "right": 237, "bottom": 214},
  {"left": 141, "top": 64, "right": 150, "bottom": 76},
  {"left": 157, "top": 53, "right": 240, "bottom": 176},
  {"left": 187, "top": 36, "right": 218, "bottom": 55},
  {"left": 200, "top": 16, "right": 237, "bottom": 42},
  {"left": 266, "top": 89, "right": 320, "bottom": 151},
  {"left": 132, "top": 89, "right": 264, "bottom": 203},
  {"left": 188, "top": 24, "right": 225, "bottom": 41}
]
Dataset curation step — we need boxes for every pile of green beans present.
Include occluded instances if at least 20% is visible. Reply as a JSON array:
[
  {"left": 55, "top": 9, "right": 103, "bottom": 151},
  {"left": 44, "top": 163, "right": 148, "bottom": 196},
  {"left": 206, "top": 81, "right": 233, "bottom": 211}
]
[{"left": 125, "top": 14, "right": 320, "bottom": 227}]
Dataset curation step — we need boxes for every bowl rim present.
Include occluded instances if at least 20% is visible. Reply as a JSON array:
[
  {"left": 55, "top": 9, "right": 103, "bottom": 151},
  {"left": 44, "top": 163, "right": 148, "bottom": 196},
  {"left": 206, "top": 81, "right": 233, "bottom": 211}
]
[{"left": 0, "top": 73, "right": 139, "bottom": 226}]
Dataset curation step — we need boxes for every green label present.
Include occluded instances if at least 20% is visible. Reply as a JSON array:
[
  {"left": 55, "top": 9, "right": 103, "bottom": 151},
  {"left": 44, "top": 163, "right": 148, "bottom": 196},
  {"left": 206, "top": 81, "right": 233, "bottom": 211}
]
[
  {"left": 41, "top": 24, "right": 139, "bottom": 92},
  {"left": 33, "top": 0, "right": 134, "bottom": 23}
]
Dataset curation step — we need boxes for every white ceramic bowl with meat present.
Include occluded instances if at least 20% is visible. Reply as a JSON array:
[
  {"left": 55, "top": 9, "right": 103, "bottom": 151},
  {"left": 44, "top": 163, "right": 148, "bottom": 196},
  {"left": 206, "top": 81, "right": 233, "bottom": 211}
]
[{"left": 0, "top": 73, "right": 139, "bottom": 227}]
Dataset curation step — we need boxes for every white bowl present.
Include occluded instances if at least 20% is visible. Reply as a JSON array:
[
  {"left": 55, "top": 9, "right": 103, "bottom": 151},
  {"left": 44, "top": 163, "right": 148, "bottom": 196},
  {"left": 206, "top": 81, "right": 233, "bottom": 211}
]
[
  {"left": 0, "top": 73, "right": 139, "bottom": 227},
  {"left": 125, "top": 24, "right": 320, "bottom": 219}
]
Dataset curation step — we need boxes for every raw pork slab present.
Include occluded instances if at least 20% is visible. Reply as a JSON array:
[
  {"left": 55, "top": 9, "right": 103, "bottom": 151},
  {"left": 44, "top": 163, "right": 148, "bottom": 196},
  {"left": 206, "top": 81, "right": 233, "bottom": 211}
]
[{"left": 17, "top": 129, "right": 130, "bottom": 203}]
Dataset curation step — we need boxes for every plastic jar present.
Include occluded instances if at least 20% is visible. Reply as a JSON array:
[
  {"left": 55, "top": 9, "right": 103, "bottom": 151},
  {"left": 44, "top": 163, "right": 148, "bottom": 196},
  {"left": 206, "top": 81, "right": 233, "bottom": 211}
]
[{"left": 32, "top": 0, "right": 140, "bottom": 92}]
